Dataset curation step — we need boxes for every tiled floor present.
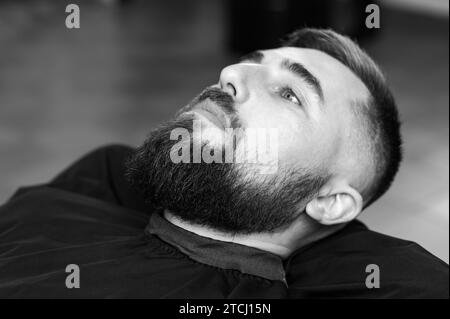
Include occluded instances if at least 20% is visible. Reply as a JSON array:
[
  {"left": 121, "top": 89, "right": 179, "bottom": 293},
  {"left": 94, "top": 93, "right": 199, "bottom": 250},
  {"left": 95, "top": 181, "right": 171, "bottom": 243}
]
[{"left": 0, "top": 0, "right": 448, "bottom": 262}]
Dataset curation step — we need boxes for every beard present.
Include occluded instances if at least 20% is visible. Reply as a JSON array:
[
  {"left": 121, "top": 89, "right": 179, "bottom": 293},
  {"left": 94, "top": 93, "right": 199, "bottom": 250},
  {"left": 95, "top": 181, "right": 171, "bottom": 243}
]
[{"left": 125, "top": 87, "right": 328, "bottom": 235}]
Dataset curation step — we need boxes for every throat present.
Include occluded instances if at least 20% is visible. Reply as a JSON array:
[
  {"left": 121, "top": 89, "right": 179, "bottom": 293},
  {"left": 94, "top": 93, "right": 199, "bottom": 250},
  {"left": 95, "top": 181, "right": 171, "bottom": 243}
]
[{"left": 163, "top": 210, "right": 296, "bottom": 259}]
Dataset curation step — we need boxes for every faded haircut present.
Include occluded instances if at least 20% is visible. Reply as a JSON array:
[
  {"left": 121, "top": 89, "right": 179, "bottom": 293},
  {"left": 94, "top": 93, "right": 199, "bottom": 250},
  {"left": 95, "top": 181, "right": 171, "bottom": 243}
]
[{"left": 282, "top": 28, "right": 403, "bottom": 207}]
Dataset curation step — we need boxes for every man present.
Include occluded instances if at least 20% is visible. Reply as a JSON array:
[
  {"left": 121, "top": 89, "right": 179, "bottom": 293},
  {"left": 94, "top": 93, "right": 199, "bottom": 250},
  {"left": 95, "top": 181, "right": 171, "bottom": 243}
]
[{"left": 0, "top": 28, "right": 447, "bottom": 298}]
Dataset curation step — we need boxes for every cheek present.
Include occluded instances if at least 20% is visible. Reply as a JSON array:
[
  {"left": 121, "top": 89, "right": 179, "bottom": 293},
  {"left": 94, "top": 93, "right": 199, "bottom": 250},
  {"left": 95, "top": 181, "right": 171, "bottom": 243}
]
[
  {"left": 237, "top": 100, "right": 340, "bottom": 170},
  {"left": 277, "top": 119, "right": 341, "bottom": 171},
  {"left": 238, "top": 97, "right": 305, "bottom": 131},
  {"left": 239, "top": 104, "right": 280, "bottom": 129}
]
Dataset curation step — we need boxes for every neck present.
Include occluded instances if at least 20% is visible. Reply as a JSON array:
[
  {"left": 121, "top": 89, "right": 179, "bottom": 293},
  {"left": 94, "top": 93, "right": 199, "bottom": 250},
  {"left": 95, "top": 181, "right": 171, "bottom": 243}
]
[{"left": 163, "top": 210, "right": 340, "bottom": 259}]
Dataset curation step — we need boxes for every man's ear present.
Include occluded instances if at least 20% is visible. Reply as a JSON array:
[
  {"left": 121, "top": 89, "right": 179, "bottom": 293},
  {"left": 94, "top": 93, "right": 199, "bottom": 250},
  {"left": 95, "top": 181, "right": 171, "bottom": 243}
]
[{"left": 305, "top": 185, "right": 363, "bottom": 225}]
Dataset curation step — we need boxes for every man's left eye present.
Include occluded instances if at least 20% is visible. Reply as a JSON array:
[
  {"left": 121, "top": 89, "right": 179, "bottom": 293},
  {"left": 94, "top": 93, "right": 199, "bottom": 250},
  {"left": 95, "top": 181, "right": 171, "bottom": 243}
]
[{"left": 280, "top": 88, "right": 301, "bottom": 105}]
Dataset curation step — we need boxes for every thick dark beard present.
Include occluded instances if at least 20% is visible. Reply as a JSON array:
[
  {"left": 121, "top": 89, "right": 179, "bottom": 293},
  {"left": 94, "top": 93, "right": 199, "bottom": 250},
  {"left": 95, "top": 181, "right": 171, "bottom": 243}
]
[{"left": 125, "top": 115, "right": 329, "bottom": 235}]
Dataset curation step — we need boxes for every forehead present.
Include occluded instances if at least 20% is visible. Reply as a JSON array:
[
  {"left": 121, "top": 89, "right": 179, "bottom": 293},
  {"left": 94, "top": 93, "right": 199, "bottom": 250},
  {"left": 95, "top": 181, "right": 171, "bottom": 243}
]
[{"left": 262, "top": 47, "right": 369, "bottom": 104}]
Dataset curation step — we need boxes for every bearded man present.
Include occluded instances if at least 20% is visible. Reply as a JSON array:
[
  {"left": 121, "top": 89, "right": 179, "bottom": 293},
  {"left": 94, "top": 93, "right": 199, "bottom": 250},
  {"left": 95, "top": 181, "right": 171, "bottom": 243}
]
[{"left": 0, "top": 28, "right": 447, "bottom": 299}]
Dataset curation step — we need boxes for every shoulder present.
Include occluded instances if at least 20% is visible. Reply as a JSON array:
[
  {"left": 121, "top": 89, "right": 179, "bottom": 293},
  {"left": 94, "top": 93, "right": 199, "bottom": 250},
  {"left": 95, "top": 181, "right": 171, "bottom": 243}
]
[
  {"left": 286, "top": 221, "right": 449, "bottom": 298},
  {"left": 0, "top": 186, "right": 149, "bottom": 238}
]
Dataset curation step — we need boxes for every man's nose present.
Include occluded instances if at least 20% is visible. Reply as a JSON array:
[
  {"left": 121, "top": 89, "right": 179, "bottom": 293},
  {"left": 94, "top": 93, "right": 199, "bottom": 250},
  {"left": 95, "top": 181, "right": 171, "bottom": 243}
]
[{"left": 219, "top": 64, "right": 250, "bottom": 104}]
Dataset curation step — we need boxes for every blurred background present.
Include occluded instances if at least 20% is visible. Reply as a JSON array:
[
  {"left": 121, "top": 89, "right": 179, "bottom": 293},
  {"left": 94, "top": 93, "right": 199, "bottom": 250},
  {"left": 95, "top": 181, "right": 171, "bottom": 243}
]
[{"left": 0, "top": 0, "right": 448, "bottom": 262}]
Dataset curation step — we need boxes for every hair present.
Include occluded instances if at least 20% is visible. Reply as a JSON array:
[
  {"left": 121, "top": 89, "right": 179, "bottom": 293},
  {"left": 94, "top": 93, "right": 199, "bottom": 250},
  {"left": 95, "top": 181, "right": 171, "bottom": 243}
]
[
  {"left": 282, "top": 28, "right": 403, "bottom": 207},
  {"left": 125, "top": 114, "right": 330, "bottom": 234}
]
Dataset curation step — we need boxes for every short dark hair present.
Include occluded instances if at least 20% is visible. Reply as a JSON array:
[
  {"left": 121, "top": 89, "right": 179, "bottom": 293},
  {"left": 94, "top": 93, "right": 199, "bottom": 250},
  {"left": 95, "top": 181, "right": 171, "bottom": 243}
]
[{"left": 282, "top": 28, "right": 403, "bottom": 207}]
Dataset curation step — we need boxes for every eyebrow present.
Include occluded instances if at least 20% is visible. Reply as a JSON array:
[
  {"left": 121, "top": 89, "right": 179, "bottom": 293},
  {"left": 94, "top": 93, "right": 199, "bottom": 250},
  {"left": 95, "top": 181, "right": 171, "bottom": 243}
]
[
  {"left": 281, "top": 59, "right": 324, "bottom": 102},
  {"left": 239, "top": 50, "right": 324, "bottom": 103}
]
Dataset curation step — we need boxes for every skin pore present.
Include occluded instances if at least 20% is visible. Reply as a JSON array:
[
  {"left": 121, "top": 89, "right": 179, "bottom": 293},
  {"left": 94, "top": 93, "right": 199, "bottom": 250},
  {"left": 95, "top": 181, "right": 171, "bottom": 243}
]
[{"left": 164, "top": 46, "right": 373, "bottom": 258}]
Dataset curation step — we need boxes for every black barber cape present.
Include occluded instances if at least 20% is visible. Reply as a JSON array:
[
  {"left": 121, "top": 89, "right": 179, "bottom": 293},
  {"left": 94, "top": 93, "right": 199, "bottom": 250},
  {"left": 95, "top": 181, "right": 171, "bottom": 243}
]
[{"left": 0, "top": 145, "right": 448, "bottom": 298}]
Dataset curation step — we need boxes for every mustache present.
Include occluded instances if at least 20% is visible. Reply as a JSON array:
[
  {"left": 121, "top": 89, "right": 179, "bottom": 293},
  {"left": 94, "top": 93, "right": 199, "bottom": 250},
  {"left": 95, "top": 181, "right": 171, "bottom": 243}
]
[
  {"left": 176, "top": 86, "right": 241, "bottom": 129},
  {"left": 191, "top": 87, "right": 235, "bottom": 115}
]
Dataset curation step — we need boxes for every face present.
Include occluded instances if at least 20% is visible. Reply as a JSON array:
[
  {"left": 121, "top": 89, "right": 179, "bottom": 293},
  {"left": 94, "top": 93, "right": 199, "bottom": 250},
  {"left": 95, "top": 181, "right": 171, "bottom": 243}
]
[
  {"left": 216, "top": 47, "right": 370, "bottom": 177},
  {"left": 126, "top": 47, "right": 370, "bottom": 234}
]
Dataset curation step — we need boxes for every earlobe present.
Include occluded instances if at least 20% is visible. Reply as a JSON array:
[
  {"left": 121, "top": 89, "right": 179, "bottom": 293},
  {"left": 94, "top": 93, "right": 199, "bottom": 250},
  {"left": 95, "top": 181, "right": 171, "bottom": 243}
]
[{"left": 306, "top": 188, "right": 363, "bottom": 225}]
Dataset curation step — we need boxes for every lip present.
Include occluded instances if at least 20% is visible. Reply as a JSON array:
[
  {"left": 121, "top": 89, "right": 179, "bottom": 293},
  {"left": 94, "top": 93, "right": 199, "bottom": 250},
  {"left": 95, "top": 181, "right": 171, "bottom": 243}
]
[{"left": 192, "top": 102, "right": 228, "bottom": 129}]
